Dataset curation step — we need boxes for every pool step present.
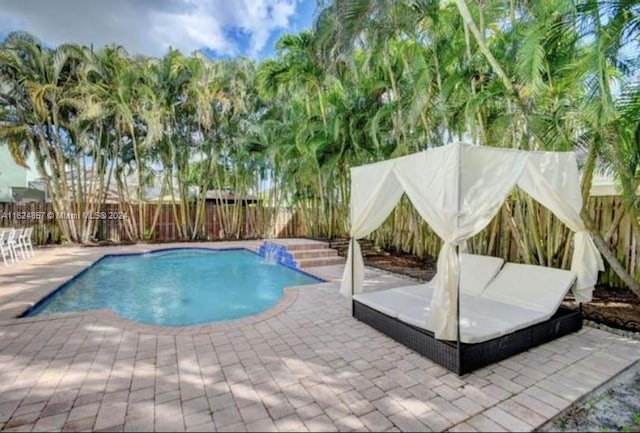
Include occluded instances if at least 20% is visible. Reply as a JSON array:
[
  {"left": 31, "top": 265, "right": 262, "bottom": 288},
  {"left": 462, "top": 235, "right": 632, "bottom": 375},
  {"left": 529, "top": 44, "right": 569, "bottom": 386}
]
[
  {"left": 296, "top": 256, "right": 346, "bottom": 268},
  {"left": 290, "top": 249, "right": 338, "bottom": 259},
  {"left": 257, "top": 239, "right": 344, "bottom": 269},
  {"left": 271, "top": 239, "right": 330, "bottom": 251}
]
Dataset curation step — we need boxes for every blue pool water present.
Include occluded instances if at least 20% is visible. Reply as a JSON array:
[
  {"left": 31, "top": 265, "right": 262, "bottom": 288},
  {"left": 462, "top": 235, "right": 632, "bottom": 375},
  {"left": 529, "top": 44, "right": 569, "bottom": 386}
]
[{"left": 27, "top": 249, "right": 322, "bottom": 326}]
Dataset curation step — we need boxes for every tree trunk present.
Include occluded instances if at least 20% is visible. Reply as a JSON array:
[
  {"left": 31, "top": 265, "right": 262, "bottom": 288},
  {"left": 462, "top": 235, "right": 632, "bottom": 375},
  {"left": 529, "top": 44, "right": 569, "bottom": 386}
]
[{"left": 582, "top": 208, "right": 640, "bottom": 298}]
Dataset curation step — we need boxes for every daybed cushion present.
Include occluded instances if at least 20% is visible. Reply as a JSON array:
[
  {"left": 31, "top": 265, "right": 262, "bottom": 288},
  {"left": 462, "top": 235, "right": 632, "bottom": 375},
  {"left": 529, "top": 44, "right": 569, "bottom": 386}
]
[
  {"left": 462, "top": 295, "right": 545, "bottom": 329},
  {"left": 393, "top": 293, "right": 545, "bottom": 344},
  {"left": 459, "top": 253, "right": 505, "bottom": 296},
  {"left": 396, "top": 297, "right": 507, "bottom": 343},
  {"left": 353, "top": 290, "right": 429, "bottom": 318},
  {"left": 396, "top": 253, "right": 504, "bottom": 299},
  {"left": 355, "top": 288, "right": 542, "bottom": 344},
  {"left": 480, "top": 263, "right": 576, "bottom": 313},
  {"left": 396, "top": 283, "right": 435, "bottom": 300}
]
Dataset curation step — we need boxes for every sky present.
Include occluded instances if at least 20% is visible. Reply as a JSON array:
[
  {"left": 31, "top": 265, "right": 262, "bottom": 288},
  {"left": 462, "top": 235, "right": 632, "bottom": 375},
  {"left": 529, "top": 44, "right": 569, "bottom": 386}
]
[{"left": 0, "top": 0, "right": 317, "bottom": 59}]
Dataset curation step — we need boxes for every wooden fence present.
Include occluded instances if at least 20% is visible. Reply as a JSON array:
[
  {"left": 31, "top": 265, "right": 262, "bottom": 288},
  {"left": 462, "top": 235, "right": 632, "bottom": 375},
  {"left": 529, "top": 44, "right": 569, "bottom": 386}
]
[
  {"left": 589, "top": 195, "right": 637, "bottom": 287},
  {"left": 1, "top": 195, "right": 638, "bottom": 288},
  {"left": 370, "top": 195, "right": 639, "bottom": 289},
  {"left": 0, "top": 202, "right": 308, "bottom": 245}
]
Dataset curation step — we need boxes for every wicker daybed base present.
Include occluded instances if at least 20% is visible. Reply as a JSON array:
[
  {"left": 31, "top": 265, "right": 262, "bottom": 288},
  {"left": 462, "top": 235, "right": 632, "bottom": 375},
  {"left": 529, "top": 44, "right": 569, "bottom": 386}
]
[{"left": 353, "top": 300, "right": 582, "bottom": 375}]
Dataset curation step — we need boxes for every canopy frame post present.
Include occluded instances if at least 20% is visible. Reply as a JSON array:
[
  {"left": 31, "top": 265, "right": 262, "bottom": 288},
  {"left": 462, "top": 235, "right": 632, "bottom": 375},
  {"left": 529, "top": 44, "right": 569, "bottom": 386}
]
[
  {"left": 456, "top": 244, "right": 462, "bottom": 368},
  {"left": 456, "top": 143, "right": 462, "bottom": 368},
  {"left": 351, "top": 237, "right": 355, "bottom": 315}
]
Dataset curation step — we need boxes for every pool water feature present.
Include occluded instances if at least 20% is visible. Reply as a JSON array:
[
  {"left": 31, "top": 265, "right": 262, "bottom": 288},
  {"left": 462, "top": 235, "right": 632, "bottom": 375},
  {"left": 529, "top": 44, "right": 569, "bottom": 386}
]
[
  {"left": 26, "top": 249, "right": 323, "bottom": 326},
  {"left": 257, "top": 241, "right": 297, "bottom": 267}
]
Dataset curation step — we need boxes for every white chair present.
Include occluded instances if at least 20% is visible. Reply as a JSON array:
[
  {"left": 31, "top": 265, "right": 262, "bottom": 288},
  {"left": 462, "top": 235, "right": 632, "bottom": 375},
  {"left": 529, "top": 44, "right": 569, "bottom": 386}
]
[
  {"left": 19, "top": 227, "right": 34, "bottom": 258},
  {"left": 7, "top": 228, "right": 20, "bottom": 262},
  {"left": 13, "top": 228, "right": 28, "bottom": 260},
  {"left": 0, "top": 229, "right": 18, "bottom": 265},
  {"left": 0, "top": 230, "right": 10, "bottom": 265}
]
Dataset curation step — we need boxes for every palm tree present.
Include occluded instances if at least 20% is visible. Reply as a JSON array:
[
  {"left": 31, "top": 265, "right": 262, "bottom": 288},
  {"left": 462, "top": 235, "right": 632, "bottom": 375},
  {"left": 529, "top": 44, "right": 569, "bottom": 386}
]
[
  {"left": 313, "top": 0, "right": 640, "bottom": 293},
  {"left": 0, "top": 32, "right": 105, "bottom": 242}
]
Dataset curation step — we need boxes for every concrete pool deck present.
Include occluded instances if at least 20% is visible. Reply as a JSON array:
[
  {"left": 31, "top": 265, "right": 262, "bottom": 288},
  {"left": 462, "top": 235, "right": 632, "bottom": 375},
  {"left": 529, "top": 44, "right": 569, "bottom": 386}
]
[{"left": 0, "top": 240, "right": 638, "bottom": 432}]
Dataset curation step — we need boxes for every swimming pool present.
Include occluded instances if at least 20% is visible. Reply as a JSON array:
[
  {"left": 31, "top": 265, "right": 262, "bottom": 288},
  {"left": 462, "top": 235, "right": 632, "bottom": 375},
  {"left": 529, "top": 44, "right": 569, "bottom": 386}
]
[{"left": 25, "top": 249, "right": 323, "bottom": 326}]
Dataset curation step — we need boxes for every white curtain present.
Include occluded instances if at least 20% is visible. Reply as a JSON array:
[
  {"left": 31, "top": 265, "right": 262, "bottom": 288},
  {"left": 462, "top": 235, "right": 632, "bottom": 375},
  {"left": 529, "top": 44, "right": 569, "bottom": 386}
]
[
  {"left": 517, "top": 152, "right": 604, "bottom": 302},
  {"left": 393, "top": 144, "right": 529, "bottom": 340},
  {"left": 339, "top": 159, "right": 404, "bottom": 296}
]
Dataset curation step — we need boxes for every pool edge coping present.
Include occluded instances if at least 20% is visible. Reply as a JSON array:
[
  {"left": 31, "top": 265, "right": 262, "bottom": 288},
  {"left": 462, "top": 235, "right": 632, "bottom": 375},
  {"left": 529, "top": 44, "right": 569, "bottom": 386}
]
[{"left": 9, "top": 244, "right": 335, "bottom": 334}]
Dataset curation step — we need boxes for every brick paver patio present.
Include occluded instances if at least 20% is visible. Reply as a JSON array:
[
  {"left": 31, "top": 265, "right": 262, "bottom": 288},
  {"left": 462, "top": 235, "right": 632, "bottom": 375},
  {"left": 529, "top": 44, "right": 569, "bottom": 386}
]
[{"left": 0, "top": 241, "right": 638, "bottom": 432}]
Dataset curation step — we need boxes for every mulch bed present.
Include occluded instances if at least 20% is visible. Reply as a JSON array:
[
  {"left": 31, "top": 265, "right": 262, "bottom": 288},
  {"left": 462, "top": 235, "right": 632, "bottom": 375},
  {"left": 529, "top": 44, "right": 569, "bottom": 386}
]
[
  {"left": 364, "top": 251, "right": 437, "bottom": 281},
  {"left": 565, "top": 285, "right": 640, "bottom": 332}
]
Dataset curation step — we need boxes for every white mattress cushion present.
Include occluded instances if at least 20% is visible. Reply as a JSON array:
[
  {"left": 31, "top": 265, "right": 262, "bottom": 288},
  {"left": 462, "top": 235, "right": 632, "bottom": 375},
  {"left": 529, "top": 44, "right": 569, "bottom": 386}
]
[
  {"left": 480, "top": 263, "right": 576, "bottom": 313},
  {"left": 459, "top": 253, "right": 505, "bottom": 296},
  {"left": 353, "top": 290, "right": 429, "bottom": 318},
  {"left": 397, "top": 296, "right": 508, "bottom": 344},
  {"left": 396, "top": 254, "right": 504, "bottom": 300},
  {"left": 460, "top": 295, "right": 547, "bottom": 336},
  {"left": 355, "top": 287, "right": 552, "bottom": 344},
  {"left": 396, "top": 283, "right": 436, "bottom": 300},
  {"left": 399, "top": 294, "right": 549, "bottom": 343}
]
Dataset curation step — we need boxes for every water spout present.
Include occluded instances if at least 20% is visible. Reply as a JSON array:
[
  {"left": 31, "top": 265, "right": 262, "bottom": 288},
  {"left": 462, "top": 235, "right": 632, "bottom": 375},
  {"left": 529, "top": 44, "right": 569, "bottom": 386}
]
[
  {"left": 258, "top": 241, "right": 280, "bottom": 265},
  {"left": 264, "top": 243, "right": 278, "bottom": 264}
]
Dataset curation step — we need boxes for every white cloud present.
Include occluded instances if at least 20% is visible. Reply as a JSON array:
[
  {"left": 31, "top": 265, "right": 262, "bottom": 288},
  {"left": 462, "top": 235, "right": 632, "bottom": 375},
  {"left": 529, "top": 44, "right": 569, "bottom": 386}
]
[{"left": 0, "top": 0, "right": 300, "bottom": 57}]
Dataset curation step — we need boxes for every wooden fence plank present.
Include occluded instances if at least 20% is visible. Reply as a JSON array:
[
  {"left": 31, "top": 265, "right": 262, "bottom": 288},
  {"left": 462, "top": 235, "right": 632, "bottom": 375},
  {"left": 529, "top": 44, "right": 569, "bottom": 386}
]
[{"left": 1, "top": 197, "right": 637, "bottom": 288}]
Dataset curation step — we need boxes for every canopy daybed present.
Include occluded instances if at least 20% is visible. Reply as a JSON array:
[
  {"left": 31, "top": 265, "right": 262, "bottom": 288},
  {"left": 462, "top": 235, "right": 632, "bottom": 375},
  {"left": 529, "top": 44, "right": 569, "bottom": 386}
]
[{"left": 342, "top": 142, "right": 604, "bottom": 375}]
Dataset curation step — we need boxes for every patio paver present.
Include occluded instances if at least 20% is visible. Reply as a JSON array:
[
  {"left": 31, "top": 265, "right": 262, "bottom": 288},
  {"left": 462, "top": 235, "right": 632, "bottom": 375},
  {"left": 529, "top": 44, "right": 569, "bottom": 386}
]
[{"left": 0, "top": 241, "right": 638, "bottom": 432}]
